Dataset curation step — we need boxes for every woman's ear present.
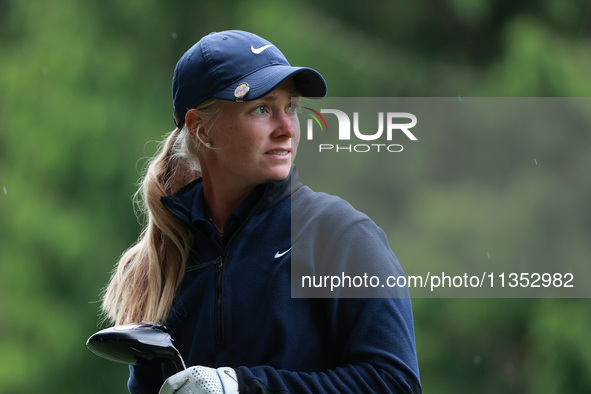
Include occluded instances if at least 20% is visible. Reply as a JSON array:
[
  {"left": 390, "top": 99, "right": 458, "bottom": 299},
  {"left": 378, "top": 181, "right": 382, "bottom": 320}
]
[{"left": 185, "top": 109, "right": 206, "bottom": 145}]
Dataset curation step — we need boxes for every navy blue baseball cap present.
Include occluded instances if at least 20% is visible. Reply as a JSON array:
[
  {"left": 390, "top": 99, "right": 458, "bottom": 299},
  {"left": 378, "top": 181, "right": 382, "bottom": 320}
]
[{"left": 172, "top": 30, "right": 327, "bottom": 127}]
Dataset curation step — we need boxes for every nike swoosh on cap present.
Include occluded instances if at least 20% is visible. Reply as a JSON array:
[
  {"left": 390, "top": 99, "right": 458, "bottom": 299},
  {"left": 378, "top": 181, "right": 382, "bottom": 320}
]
[
  {"left": 251, "top": 44, "right": 274, "bottom": 54},
  {"left": 274, "top": 247, "right": 291, "bottom": 258}
]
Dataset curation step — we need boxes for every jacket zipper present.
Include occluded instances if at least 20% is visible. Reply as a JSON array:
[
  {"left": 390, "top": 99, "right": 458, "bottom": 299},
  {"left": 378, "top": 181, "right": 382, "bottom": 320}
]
[
  {"left": 214, "top": 255, "right": 225, "bottom": 348},
  {"left": 212, "top": 184, "right": 272, "bottom": 350}
]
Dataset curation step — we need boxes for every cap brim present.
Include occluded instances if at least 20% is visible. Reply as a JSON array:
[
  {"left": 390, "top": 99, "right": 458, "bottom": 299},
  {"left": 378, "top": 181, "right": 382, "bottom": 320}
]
[{"left": 213, "top": 65, "right": 327, "bottom": 102}]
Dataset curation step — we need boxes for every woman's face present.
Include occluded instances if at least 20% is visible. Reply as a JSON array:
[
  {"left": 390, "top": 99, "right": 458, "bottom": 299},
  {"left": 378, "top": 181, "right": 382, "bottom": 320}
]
[{"left": 203, "top": 79, "right": 300, "bottom": 189}]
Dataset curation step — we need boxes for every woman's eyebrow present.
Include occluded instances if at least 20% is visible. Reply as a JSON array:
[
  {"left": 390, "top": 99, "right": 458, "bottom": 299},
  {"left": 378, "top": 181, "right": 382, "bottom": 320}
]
[{"left": 259, "top": 89, "right": 301, "bottom": 101}]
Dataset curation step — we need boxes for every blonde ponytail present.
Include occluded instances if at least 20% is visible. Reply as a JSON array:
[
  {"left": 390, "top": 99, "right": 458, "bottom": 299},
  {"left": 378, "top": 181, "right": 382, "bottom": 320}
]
[{"left": 102, "top": 99, "right": 221, "bottom": 325}]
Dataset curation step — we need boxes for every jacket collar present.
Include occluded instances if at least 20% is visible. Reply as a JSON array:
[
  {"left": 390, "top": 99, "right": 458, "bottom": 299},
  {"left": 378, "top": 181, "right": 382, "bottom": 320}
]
[{"left": 160, "top": 165, "right": 303, "bottom": 226}]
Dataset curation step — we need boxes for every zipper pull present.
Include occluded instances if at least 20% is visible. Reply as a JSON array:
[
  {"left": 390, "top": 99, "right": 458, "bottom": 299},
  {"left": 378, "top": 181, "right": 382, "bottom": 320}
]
[{"left": 216, "top": 256, "right": 223, "bottom": 271}]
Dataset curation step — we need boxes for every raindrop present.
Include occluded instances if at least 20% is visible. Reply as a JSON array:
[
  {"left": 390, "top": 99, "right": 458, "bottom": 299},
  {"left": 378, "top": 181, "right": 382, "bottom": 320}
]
[
  {"left": 458, "top": 96, "right": 462, "bottom": 102},
  {"left": 171, "top": 32, "right": 177, "bottom": 40},
  {"left": 3, "top": 186, "right": 6, "bottom": 195},
  {"left": 473, "top": 355, "right": 481, "bottom": 365},
  {"left": 487, "top": 251, "right": 491, "bottom": 260},
  {"left": 534, "top": 159, "right": 538, "bottom": 165}
]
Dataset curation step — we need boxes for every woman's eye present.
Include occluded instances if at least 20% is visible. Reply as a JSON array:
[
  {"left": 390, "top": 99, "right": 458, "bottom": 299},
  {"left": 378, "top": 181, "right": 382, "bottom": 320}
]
[
  {"left": 252, "top": 105, "right": 266, "bottom": 114},
  {"left": 286, "top": 103, "right": 299, "bottom": 114}
]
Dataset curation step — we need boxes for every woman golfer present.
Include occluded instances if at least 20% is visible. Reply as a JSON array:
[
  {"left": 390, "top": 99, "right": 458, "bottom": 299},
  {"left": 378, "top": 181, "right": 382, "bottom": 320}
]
[{"left": 102, "top": 30, "right": 421, "bottom": 393}]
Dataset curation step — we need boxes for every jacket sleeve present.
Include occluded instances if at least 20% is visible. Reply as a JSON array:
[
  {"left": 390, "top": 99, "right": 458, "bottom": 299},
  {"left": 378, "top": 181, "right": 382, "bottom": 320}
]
[
  {"left": 235, "top": 297, "right": 421, "bottom": 393},
  {"left": 236, "top": 198, "right": 421, "bottom": 393},
  {"left": 128, "top": 362, "right": 167, "bottom": 394}
]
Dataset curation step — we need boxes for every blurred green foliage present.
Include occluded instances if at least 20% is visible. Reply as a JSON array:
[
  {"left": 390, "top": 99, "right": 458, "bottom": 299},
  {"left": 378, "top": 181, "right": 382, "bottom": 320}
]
[{"left": 1, "top": 0, "right": 590, "bottom": 392}]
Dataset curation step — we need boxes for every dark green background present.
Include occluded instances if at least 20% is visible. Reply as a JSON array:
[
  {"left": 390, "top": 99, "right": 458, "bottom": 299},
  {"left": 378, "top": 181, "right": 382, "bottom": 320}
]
[{"left": 1, "top": 0, "right": 590, "bottom": 392}]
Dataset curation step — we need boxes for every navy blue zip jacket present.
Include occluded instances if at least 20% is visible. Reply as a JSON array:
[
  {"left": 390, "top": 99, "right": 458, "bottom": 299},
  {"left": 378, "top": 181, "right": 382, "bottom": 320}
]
[{"left": 128, "top": 167, "right": 421, "bottom": 393}]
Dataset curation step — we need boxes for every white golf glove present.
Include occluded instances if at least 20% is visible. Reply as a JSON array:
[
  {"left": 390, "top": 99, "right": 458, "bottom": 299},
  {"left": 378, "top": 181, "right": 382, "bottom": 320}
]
[{"left": 159, "top": 366, "right": 239, "bottom": 394}]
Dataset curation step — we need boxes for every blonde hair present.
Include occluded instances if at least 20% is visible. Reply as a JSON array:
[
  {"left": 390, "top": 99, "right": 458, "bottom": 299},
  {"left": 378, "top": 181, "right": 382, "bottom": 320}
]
[{"left": 102, "top": 98, "right": 222, "bottom": 325}]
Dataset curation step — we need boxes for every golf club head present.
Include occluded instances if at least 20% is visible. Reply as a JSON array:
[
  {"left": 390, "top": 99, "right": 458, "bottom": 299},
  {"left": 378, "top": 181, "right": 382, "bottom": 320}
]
[{"left": 86, "top": 322, "right": 186, "bottom": 371}]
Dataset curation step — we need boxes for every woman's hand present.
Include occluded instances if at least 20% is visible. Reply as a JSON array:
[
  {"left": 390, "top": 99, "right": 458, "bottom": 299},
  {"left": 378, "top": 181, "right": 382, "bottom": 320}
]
[{"left": 159, "top": 366, "right": 239, "bottom": 394}]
